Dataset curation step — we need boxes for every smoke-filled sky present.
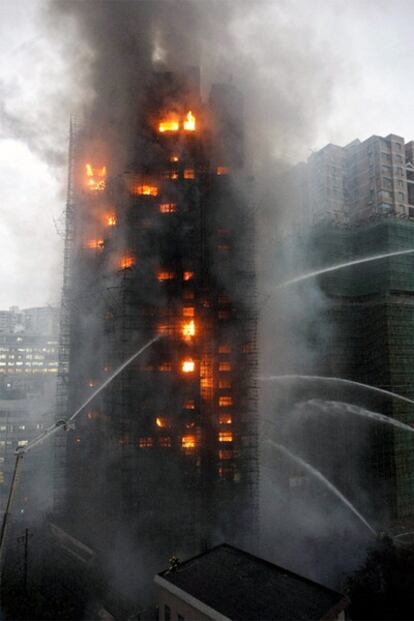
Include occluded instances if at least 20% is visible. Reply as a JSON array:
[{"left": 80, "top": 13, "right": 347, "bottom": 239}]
[{"left": 1, "top": 0, "right": 414, "bottom": 308}]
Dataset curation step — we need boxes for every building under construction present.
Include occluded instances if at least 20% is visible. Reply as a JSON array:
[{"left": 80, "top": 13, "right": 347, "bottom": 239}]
[
  {"left": 279, "top": 133, "right": 414, "bottom": 527},
  {"left": 53, "top": 68, "right": 258, "bottom": 597}
]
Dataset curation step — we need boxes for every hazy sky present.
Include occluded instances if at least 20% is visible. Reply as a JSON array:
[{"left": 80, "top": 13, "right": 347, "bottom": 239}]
[{"left": 1, "top": 0, "right": 414, "bottom": 308}]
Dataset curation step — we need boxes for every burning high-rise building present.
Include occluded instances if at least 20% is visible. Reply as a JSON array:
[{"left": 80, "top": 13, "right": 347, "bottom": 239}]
[{"left": 54, "top": 68, "right": 257, "bottom": 600}]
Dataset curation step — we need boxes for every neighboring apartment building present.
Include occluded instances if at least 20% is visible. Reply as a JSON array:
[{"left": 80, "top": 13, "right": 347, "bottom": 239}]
[
  {"left": 278, "top": 133, "right": 414, "bottom": 526},
  {"left": 290, "top": 134, "right": 414, "bottom": 231}
]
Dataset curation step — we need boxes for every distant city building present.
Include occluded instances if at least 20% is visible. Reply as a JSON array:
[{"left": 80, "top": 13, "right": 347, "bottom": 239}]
[
  {"left": 0, "top": 306, "right": 58, "bottom": 337},
  {"left": 0, "top": 334, "right": 58, "bottom": 377},
  {"left": 0, "top": 393, "right": 54, "bottom": 518},
  {"left": 155, "top": 544, "right": 349, "bottom": 621},
  {"left": 0, "top": 306, "right": 58, "bottom": 522},
  {"left": 288, "top": 134, "right": 414, "bottom": 231}
]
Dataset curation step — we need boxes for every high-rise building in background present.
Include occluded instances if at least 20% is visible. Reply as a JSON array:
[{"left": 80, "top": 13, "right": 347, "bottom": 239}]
[
  {"left": 54, "top": 68, "right": 258, "bottom": 598},
  {"left": 280, "top": 133, "right": 414, "bottom": 527},
  {"left": 0, "top": 305, "right": 58, "bottom": 526},
  {"left": 287, "top": 133, "right": 414, "bottom": 232}
]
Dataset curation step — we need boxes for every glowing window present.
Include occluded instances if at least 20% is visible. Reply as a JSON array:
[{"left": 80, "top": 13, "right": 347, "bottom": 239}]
[
  {"left": 157, "top": 271, "right": 176, "bottom": 281},
  {"left": 159, "top": 436, "right": 172, "bottom": 447},
  {"left": 159, "top": 203, "right": 177, "bottom": 213},
  {"left": 158, "top": 362, "right": 172, "bottom": 372},
  {"left": 217, "top": 166, "right": 230, "bottom": 175},
  {"left": 86, "top": 239, "right": 104, "bottom": 250},
  {"left": 139, "top": 437, "right": 153, "bottom": 448},
  {"left": 184, "top": 399, "right": 195, "bottom": 410},
  {"left": 170, "top": 155, "right": 179, "bottom": 162},
  {"left": 182, "top": 320, "right": 196, "bottom": 338},
  {"left": 183, "top": 307, "right": 195, "bottom": 318},
  {"left": 157, "top": 323, "right": 174, "bottom": 336},
  {"left": 159, "top": 119, "right": 179, "bottom": 133},
  {"left": 182, "top": 435, "right": 196, "bottom": 449},
  {"left": 134, "top": 185, "right": 158, "bottom": 197},
  {"left": 219, "top": 396, "right": 233, "bottom": 407},
  {"left": 183, "top": 271, "right": 194, "bottom": 281},
  {"left": 182, "top": 359, "right": 195, "bottom": 373},
  {"left": 17, "top": 440, "right": 28, "bottom": 447},
  {"left": 219, "top": 362, "right": 232, "bottom": 372},
  {"left": 85, "top": 164, "right": 106, "bottom": 192},
  {"left": 184, "top": 169, "right": 195, "bottom": 179},
  {"left": 106, "top": 215, "right": 117, "bottom": 226},
  {"left": 218, "top": 449, "right": 233, "bottom": 460},
  {"left": 219, "top": 414, "right": 232, "bottom": 424},
  {"left": 218, "top": 344, "right": 232, "bottom": 354},
  {"left": 120, "top": 256, "right": 135, "bottom": 269},
  {"left": 218, "top": 432, "right": 233, "bottom": 443}
]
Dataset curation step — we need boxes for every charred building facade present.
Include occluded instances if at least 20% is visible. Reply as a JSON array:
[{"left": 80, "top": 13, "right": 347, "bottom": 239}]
[{"left": 54, "top": 69, "right": 258, "bottom": 591}]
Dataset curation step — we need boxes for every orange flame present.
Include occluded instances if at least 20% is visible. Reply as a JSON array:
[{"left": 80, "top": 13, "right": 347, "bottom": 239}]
[
  {"left": 217, "top": 166, "right": 230, "bottom": 176},
  {"left": 85, "top": 163, "right": 106, "bottom": 191},
  {"left": 218, "top": 431, "right": 233, "bottom": 442},
  {"left": 120, "top": 256, "right": 135, "bottom": 269},
  {"left": 159, "top": 203, "right": 177, "bottom": 213},
  {"left": 156, "top": 416, "right": 170, "bottom": 428},
  {"left": 106, "top": 214, "right": 117, "bottom": 226},
  {"left": 181, "top": 359, "right": 195, "bottom": 373},
  {"left": 87, "top": 239, "right": 104, "bottom": 250},
  {"left": 183, "top": 271, "right": 194, "bottom": 281},
  {"left": 184, "top": 111, "right": 196, "bottom": 131},
  {"left": 182, "top": 320, "right": 196, "bottom": 338}
]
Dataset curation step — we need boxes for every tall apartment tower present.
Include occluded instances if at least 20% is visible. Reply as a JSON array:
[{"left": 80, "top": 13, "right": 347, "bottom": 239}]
[
  {"left": 54, "top": 69, "right": 257, "bottom": 593},
  {"left": 280, "top": 133, "right": 414, "bottom": 527}
]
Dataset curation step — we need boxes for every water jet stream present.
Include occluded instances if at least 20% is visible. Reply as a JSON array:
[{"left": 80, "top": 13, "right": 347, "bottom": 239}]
[
  {"left": 275, "top": 248, "right": 414, "bottom": 289},
  {"left": 268, "top": 439, "right": 376, "bottom": 536},
  {"left": 260, "top": 374, "right": 414, "bottom": 408},
  {"left": 24, "top": 335, "right": 161, "bottom": 453},
  {"left": 302, "top": 399, "right": 414, "bottom": 434}
]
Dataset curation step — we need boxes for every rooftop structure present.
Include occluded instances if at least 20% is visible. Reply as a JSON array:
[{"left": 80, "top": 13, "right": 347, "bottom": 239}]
[{"left": 155, "top": 544, "right": 349, "bottom": 621}]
